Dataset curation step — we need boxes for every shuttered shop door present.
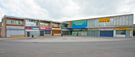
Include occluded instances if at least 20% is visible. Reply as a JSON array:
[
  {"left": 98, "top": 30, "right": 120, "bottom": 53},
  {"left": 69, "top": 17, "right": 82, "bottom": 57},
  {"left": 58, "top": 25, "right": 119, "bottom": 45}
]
[
  {"left": 6, "top": 30, "right": 17, "bottom": 37},
  {"left": 79, "top": 31, "right": 87, "bottom": 36},
  {"left": 6, "top": 30, "right": 24, "bottom": 37},
  {"left": 72, "top": 31, "right": 77, "bottom": 35},
  {"left": 6, "top": 30, "right": 11, "bottom": 37},
  {"left": 88, "top": 30, "right": 99, "bottom": 36},
  {"left": 95, "top": 30, "right": 99, "bottom": 36},
  {"left": 100, "top": 31, "right": 113, "bottom": 37},
  {"left": 31, "top": 31, "right": 39, "bottom": 35},
  {"left": 62, "top": 31, "right": 69, "bottom": 35},
  {"left": 18, "top": 30, "right": 24, "bottom": 35}
]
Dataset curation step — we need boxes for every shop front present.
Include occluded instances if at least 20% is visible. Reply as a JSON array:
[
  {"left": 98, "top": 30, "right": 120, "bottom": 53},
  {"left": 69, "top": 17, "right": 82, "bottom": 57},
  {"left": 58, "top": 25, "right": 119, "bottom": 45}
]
[
  {"left": 68, "top": 20, "right": 87, "bottom": 36},
  {"left": 88, "top": 28, "right": 99, "bottom": 37},
  {"left": 62, "top": 29, "right": 69, "bottom": 35},
  {"left": 78, "top": 28, "right": 87, "bottom": 36},
  {"left": 40, "top": 26, "right": 51, "bottom": 36},
  {"left": 115, "top": 27, "right": 131, "bottom": 38},
  {"left": 70, "top": 28, "right": 87, "bottom": 36},
  {"left": 6, "top": 26, "right": 24, "bottom": 37},
  {"left": 99, "top": 27, "right": 114, "bottom": 37},
  {"left": 72, "top": 29, "right": 80, "bottom": 36},
  {"left": 25, "top": 26, "right": 39, "bottom": 37},
  {"left": 52, "top": 28, "right": 61, "bottom": 36}
]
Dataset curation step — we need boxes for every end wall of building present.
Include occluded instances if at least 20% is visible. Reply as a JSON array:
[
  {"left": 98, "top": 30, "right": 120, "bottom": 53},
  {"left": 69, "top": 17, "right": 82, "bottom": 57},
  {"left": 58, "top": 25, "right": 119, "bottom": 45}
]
[{"left": 1, "top": 18, "right": 6, "bottom": 37}]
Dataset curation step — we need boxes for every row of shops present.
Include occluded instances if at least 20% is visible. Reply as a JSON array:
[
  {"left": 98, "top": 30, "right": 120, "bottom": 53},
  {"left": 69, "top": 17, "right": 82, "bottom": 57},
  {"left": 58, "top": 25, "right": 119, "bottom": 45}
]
[
  {"left": 6, "top": 26, "right": 61, "bottom": 37},
  {"left": 68, "top": 27, "right": 133, "bottom": 38}
]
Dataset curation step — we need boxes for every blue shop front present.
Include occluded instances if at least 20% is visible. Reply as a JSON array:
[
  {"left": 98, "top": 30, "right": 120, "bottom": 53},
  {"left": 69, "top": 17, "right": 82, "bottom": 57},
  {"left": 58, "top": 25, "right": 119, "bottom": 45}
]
[{"left": 25, "top": 26, "right": 40, "bottom": 37}]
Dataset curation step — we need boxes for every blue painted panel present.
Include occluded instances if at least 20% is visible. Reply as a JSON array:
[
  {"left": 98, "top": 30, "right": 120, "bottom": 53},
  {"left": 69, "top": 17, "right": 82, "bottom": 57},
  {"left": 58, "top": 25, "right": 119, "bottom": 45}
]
[
  {"left": 72, "top": 20, "right": 87, "bottom": 28},
  {"left": 100, "top": 31, "right": 113, "bottom": 37}
]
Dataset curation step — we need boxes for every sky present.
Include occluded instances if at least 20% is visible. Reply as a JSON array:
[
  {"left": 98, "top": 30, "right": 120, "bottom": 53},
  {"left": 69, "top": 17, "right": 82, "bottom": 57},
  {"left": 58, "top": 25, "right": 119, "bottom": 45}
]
[{"left": 0, "top": 0, "right": 135, "bottom": 23}]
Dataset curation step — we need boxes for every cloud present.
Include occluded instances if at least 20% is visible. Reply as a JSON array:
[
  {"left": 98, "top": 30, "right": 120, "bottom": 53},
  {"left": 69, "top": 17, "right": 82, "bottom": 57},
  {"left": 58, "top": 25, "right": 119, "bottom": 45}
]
[
  {"left": 0, "top": 0, "right": 50, "bottom": 20},
  {"left": 0, "top": 0, "right": 135, "bottom": 22},
  {"left": 0, "top": 7, "right": 6, "bottom": 22}
]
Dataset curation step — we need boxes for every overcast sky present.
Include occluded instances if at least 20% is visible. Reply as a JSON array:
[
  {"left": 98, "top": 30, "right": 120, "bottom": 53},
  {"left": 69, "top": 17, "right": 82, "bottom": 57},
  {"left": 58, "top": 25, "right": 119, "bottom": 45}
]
[{"left": 0, "top": 0, "right": 135, "bottom": 23}]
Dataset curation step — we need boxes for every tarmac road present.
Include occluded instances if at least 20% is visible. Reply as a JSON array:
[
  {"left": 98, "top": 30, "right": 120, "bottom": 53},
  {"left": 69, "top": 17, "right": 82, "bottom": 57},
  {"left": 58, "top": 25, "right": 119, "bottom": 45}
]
[{"left": 0, "top": 36, "right": 135, "bottom": 57}]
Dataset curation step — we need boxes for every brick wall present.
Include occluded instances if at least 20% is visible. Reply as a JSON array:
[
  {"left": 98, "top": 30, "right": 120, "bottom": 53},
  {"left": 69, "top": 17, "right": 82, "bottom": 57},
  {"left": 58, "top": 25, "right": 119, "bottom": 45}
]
[{"left": 1, "top": 18, "right": 6, "bottom": 37}]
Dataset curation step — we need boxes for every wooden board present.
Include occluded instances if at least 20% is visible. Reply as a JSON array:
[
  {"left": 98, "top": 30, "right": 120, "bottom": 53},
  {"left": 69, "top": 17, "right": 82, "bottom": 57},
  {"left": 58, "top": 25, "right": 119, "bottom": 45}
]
[
  {"left": 10, "top": 35, "right": 24, "bottom": 38},
  {"left": 44, "top": 34, "right": 52, "bottom": 36},
  {"left": 54, "top": 34, "right": 61, "bottom": 36}
]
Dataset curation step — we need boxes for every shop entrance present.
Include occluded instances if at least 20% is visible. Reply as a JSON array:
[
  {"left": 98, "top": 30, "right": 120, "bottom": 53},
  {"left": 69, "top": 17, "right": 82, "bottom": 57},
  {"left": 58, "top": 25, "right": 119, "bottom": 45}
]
[
  {"left": 27, "top": 32, "right": 30, "bottom": 37},
  {"left": 40, "top": 31, "right": 44, "bottom": 36}
]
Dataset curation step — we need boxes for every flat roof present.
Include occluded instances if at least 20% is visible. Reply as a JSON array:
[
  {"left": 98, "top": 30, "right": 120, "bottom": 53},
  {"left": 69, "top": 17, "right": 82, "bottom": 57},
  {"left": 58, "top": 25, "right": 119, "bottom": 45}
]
[
  {"left": 2, "top": 15, "right": 61, "bottom": 23},
  {"left": 66, "top": 13, "right": 133, "bottom": 22}
]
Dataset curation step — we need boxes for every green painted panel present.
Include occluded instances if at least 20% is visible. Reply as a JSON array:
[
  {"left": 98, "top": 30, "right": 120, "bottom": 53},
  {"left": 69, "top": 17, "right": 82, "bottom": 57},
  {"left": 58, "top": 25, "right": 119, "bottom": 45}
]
[{"left": 73, "top": 20, "right": 86, "bottom": 26}]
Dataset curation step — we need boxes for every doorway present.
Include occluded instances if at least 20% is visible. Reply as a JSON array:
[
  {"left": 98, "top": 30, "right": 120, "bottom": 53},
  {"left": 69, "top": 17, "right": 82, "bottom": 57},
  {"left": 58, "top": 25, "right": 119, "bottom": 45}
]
[
  {"left": 40, "top": 31, "right": 44, "bottom": 36},
  {"left": 27, "top": 32, "right": 30, "bottom": 37}
]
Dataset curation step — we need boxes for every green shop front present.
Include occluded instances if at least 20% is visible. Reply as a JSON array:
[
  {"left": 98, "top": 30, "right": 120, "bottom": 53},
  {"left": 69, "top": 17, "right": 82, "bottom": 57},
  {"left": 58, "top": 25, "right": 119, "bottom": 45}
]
[{"left": 68, "top": 20, "right": 88, "bottom": 36}]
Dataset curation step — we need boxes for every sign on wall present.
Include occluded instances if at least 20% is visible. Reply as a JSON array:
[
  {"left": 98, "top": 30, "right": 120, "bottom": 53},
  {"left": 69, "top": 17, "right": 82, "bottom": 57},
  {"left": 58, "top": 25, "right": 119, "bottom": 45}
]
[
  {"left": 25, "top": 27, "right": 39, "bottom": 30},
  {"left": 73, "top": 20, "right": 86, "bottom": 26},
  {"left": 52, "top": 28, "right": 61, "bottom": 30},
  {"left": 40, "top": 26, "right": 51, "bottom": 30},
  {"left": 116, "top": 27, "right": 130, "bottom": 30},
  {"left": 99, "top": 18, "right": 110, "bottom": 22}
]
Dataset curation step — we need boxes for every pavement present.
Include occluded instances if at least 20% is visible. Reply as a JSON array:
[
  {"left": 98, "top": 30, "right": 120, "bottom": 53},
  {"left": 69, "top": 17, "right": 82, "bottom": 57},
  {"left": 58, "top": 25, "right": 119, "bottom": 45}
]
[
  {"left": 0, "top": 36, "right": 134, "bottom": 42},
  {"left": 0, "top": 36, "right": 135, "bottom": 57}
]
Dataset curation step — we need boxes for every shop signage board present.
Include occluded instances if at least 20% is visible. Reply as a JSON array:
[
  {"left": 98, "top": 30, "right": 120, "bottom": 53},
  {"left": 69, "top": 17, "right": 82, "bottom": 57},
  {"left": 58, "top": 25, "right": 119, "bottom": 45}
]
[
  {"left": 52, "top": 28, "right": 61, "bottom": 30},
  {"left": 99, "top": 18, "right": 110, "bottom": 22},
  {"left": 40, "top": 26, "right": 51, "bottom": 30},
  {"left": 62, "top": 29, "right": 69, "bottom": 31},
  {"left": 116, "top": 27, "right": 130, "bottom": 30},
  {"left": 25, "top": 27, "right": 39, "bottom": 30},
  {"left": 99, "top": 27, "right": 113, "bottom": 30},
  {"left": 6, "top": 26, "right": 24, "bottom": 29},
  {"left": 73, "top": 20, "right": 86, "bottom": 26},
  {"left": 40, "top": 27, "right": 51, "bottom": 30},
  {"left": 72, "top": 28, "right": 87, "bottom": 31}
]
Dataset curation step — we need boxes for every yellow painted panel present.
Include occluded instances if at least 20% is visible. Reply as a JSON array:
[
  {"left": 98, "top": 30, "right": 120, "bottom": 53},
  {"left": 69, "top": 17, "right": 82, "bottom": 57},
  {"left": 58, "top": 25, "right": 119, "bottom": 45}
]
[
  {"left": 10, "top": 35, "right": 24, "bottom": 38},
  {"left": 116, "top": 27, "right": 130, "bottom": 30},
  {"left": 99, "top": 18, "right": 110, "bottom": 22}
]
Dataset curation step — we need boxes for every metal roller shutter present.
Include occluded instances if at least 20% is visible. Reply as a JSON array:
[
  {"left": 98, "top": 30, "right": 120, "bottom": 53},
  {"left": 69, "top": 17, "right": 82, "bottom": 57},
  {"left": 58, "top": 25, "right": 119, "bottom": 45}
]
[
  {"left": 18, "top": 30, "right": 24, "bottom": 35},
  {"left": 7, "top": 30, "right": 24, "bottom": 37},
  {"left": 88, "top": 30, "right": 99, "bottom": 36},
  {"left": 100, "top": 31, "right": 113, "bottom": 37},
  {"left": 6, "top": 30, "right": 10, "bottom": 37},
  {"left": 79, "top": 31, "right": 87, "bottom": 36},
  {"left": 72, "top": 31, "right": 77, "bottom": 35}
]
